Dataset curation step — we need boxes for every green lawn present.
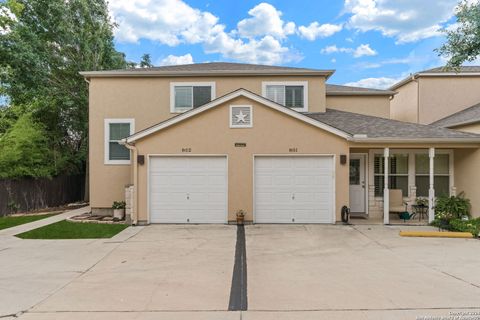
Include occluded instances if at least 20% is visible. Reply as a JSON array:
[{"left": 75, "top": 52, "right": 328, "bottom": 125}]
[
  {"left": 16, "top": 220, "right": 129, "bottom": 239},
  {"left": 0, "top": 214, "right": 58, "bottom": 231}
]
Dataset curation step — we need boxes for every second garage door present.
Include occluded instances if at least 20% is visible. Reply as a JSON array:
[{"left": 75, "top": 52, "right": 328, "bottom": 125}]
[
  {"left": 149, "top": 156, "right": 227, "bottom": 223},
  {"left": 254, "top": 156, "right": 334, "bottom": 223}
]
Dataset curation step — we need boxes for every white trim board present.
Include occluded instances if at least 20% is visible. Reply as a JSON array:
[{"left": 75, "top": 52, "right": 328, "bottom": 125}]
[
  {"left": 104, "top": 118, "right": 135, "bottom": 165},
  {"left": 125, "top": 89, "right": 351, "bottom": 143}
]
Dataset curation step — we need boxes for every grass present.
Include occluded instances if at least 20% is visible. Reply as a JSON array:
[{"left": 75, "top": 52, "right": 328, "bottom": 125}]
[
  {"left": 16, "top": 220, "right": 129, "bottom": 239},
  {"left": 0, "top": 213, "right": 58, "bottom": 231}
]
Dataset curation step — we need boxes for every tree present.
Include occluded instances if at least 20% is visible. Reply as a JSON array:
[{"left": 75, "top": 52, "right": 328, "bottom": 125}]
[
  {"left": 0, "top": 0, "right": 127, "bottom": 198},
  {"left": 139, "top": 53, "right": 153, "bottom": 68},
  {"left": 437, "top": 0, "right": 480, "bottom": 68},
  {"left": 0, "top": 113, "right": 53, "bottom": 178}
]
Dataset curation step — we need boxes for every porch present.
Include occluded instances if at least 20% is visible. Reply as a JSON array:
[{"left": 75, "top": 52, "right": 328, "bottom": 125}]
[{"left": 349, "top": 147, "right": 457, "bottom": 225}]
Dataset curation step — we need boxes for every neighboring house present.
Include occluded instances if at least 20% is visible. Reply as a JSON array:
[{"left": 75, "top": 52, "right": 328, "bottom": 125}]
[
  {"left": 390, "top": 66, "right": 480, "bottom": 125},
  {"left": 80, "top": 62, "right": 480, "bottom": 225}
]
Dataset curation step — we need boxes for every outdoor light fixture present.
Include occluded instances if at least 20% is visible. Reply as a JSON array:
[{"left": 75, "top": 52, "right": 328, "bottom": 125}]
[{"left": 340, "top": 154, "right": 347, "bottom": 165}]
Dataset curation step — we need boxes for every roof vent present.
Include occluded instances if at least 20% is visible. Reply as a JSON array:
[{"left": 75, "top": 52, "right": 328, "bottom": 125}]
[{"left": 230, "top": 105, "right": 252, "bottom": 128}]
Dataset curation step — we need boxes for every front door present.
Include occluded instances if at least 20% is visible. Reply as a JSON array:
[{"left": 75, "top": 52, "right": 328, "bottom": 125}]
[{"left": 349, "top": 154, "right": 366, "bottom": 213}]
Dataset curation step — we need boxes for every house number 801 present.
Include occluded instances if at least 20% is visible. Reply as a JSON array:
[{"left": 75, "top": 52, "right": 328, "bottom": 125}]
[
  {"left": 289, "top": 148, "right": 298, "bottom": 153},
  {"left": 182, "top": 148, "right": 192, "bottom": 153}
]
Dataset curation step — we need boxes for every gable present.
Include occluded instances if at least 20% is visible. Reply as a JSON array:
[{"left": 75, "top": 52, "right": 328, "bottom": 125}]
[
  {"left": 125, "top": 89, "right": 350, "bottom": 143},
  {"left": 133, "top": 95, "right": 349, "bottom": 152}
]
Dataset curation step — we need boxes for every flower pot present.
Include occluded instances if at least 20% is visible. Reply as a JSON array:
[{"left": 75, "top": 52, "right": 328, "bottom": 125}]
[
  {"left": 113, "top": 208, "right": 125, "bottom": 220},
  {"left": 236, "top": 216, "right": 244, "bottom": 225}
]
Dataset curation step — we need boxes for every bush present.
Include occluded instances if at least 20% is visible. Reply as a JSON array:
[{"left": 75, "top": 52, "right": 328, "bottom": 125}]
[
  {"left": 448, "top": 218, "right": 480, "bottom": 237},
  {"left": 434, "top": 192, "right": 471, "bottom": 220}
]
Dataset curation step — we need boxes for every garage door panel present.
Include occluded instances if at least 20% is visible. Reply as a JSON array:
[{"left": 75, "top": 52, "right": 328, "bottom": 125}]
[
  {"left": 255, "top": 156, "right": 334, "bottom": 224},
  {"left": 149, "top": 157, "right": 227, "bottom": 223}
]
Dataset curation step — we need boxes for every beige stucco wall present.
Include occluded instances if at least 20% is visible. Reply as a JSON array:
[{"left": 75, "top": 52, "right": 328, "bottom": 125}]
[
  {"left": 326, "top": 95, "right": 390, "bottom": 118},
  {"left": 418, "top": 76, "right": 480, "bottom": 124},
  {"left": 89, "top": 75, "right": 327, "bottom": 209},
  {"left": 133, "top": 96, "right": 349, "bottom": 223},
  {"left": 390, "top": 80, "right": 418, "bottom": 123},
  {"left": 454, "top": 148, "right": 480, "bottom": 217},
  {"left": 451, "top": 122, "right": 480, "bottom": 134}
]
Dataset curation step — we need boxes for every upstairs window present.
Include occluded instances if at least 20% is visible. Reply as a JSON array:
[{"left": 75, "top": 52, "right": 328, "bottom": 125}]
[
  {"left": 170, "top": 82, "right": 215, "bottom": 113},
  {"left": 262, "top": 81, "right": 308, "bottom": 111},
  {"left": 104, "top": 119, "right": 134, "bottom": 165}
]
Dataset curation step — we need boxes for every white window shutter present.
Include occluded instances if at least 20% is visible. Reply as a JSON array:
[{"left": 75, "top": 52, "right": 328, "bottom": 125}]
[{"left": 265, "top": 85, "right": 285, "bottom": 105}]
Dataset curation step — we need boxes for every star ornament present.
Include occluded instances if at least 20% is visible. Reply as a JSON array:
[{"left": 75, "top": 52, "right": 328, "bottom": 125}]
[{"left": 235, "top": 110, "right": 248, "bottom": 123}]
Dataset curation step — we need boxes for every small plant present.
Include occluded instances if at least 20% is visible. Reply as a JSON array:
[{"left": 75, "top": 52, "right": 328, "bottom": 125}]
[
  {"left": 112, "top": 201, "right": 126, "bottom": 210},
  {"left": 415, "top": 197, "right": 429, "bottom": 207},
  {"left": 236, "top": 210, "right": 246, "bottom": 225},
  {"left": 7, "top": 200, "right": 20, "bottom": 214},
  {"left": 435, "top": 192, "right": 471, "bottom": 220}
]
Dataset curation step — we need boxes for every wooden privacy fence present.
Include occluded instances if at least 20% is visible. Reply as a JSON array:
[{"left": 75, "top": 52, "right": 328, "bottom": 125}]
[{"left": 0, "top": 175, "right": 85, "bottom": 216}]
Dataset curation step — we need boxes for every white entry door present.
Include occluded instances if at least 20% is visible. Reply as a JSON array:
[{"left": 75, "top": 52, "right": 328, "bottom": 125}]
[
  {"left": 254, "top": 156, "right": 334, "bottom": 224},
  {"left": 149, "top": 156, "right": 227, "bottom": 223},
  {"left": 349, "top": 154, "right": 366, "bottom": 213}
]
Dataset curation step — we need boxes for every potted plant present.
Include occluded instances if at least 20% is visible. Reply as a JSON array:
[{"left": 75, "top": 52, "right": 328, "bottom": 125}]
[
  {"left": 433, "top": 192, "right": 471, "bottom": 230},
  {"left": 112, "top": 201, "right": 126, "bottom": 220},
  {"left": 236, "top": 210, "right": 246, "bottom": 225},
  {"left": 415, "top": 197, "right": 429, "bottom": 207}
]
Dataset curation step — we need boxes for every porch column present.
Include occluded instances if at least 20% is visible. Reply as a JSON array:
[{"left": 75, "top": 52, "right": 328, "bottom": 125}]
[
  {"left": 428, "top": 148, "right": 435, "bottom": 223},
  {"left": 383, "top": 148, "right": 390, "bottom": 225}
]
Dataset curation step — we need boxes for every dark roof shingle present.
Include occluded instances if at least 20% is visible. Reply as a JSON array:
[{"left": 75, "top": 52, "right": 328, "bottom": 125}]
[
  {"left": 326, "top": 84, "right": 395, "bottom": 95},
  {"left": 305, "top": 109, "right": 480, "bottom": 140},
  {"left": 432, "top": 103, "right": 480, "bottom": 128}
]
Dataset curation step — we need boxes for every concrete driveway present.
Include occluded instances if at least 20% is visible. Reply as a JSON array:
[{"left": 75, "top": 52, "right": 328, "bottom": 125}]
[{"left": 1, "top": 219, "right": 479, "bottom": 320}]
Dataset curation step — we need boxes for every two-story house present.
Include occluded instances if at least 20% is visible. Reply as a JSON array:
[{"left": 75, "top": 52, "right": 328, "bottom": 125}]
[
  {"left": 390, "top": 66, "right": 480, "bottom": 132},
  {"left": 81, "top": 62, "right": 480, "bottom": 225}
]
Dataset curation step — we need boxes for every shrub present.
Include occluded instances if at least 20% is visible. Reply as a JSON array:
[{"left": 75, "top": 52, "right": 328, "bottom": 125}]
[
  {"left": 448, "top": 218, "right": 480, "bottom": 237},
  {"left": 434, "top": 192, "right": 471, "bottom": 220}
]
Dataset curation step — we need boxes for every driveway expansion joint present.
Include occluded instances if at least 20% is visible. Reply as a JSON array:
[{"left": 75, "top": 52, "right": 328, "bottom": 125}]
[{"left": 228, "top": 225, "right": 248, "bottom": 311}]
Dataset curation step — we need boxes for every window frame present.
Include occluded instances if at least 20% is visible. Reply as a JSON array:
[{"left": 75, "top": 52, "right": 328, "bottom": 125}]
[
  {"left": 104, "top": 118, "right": 135, "bottom": 165},
  {"left": 414, "top": 153, "right": 451, "bottom": 197},
  {"left": 261, "top": 81, "right": 309, "bottom": 112},
  {"left": 170, "top": 82, "right": 216, "bottom": 113},
  {"left": 373, "top": 153, "right": 409, "bottom": 197},
  {"left": 369, "top": 149, "right": 454, "bottom": 200}
]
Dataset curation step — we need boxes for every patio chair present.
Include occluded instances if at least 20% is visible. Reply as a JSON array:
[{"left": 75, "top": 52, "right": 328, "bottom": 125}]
[{"left": 389, "top": 189, "right": 408, "bottom": 218}]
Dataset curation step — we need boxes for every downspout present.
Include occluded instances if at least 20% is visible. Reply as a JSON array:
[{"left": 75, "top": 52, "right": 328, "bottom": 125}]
[{"left": 120, "top": 140, "right": 138, "bottom": 225}]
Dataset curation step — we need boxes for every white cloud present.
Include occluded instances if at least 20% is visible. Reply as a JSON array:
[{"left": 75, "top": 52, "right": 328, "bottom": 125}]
[
  {"left": 321, "top": 44, "right": 377, "bottom": 58},
  {"left": 158, "top": 54, "right": 194, "bottom": 66},
  {"left": 109, "top": 0, "right": 299, "bottom": 65},
  {"left": 298, "top": 22, "right": 342, "bottom": 41},
  {"left": 344, "top": 0, "right": 458, "bottom": 43},
  {"left": 353, "top": 44, "right": 377, "bottom": 57},
  {"left": 237, "top": 3, "right": 295, "bottom": 39},
  {"left": 0, "top": 7, "right": 16, "bottom": 35},
  {"left": 344, "top": 77, "right": 402, "bottom": 89}
]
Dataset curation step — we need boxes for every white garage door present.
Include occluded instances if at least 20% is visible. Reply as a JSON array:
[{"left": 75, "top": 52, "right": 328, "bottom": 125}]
[
  {"left": 255, "top": 156, "right": 334, "bottom": 223},
  {"left": 149, "top": 156, "right": 227, "bottom": 223}
]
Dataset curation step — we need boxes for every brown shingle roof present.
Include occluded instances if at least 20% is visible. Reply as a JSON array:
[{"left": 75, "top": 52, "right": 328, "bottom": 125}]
[
  {"left": 305, "top": 109, "right": 480, "bottom": 140},
  {"left": 432, "top": 103, "right": 480, "bottom": 128},
  {"left": 81, "top": 62, "right": 335, "bottom": 78},
  {"left": 326, "top": 84, "right": 395, "bottom": 96}
]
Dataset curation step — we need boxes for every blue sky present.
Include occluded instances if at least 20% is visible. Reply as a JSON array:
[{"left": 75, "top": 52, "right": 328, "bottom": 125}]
[{"left": 111, "top": 0, "right": 468, "bottom": 89}]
